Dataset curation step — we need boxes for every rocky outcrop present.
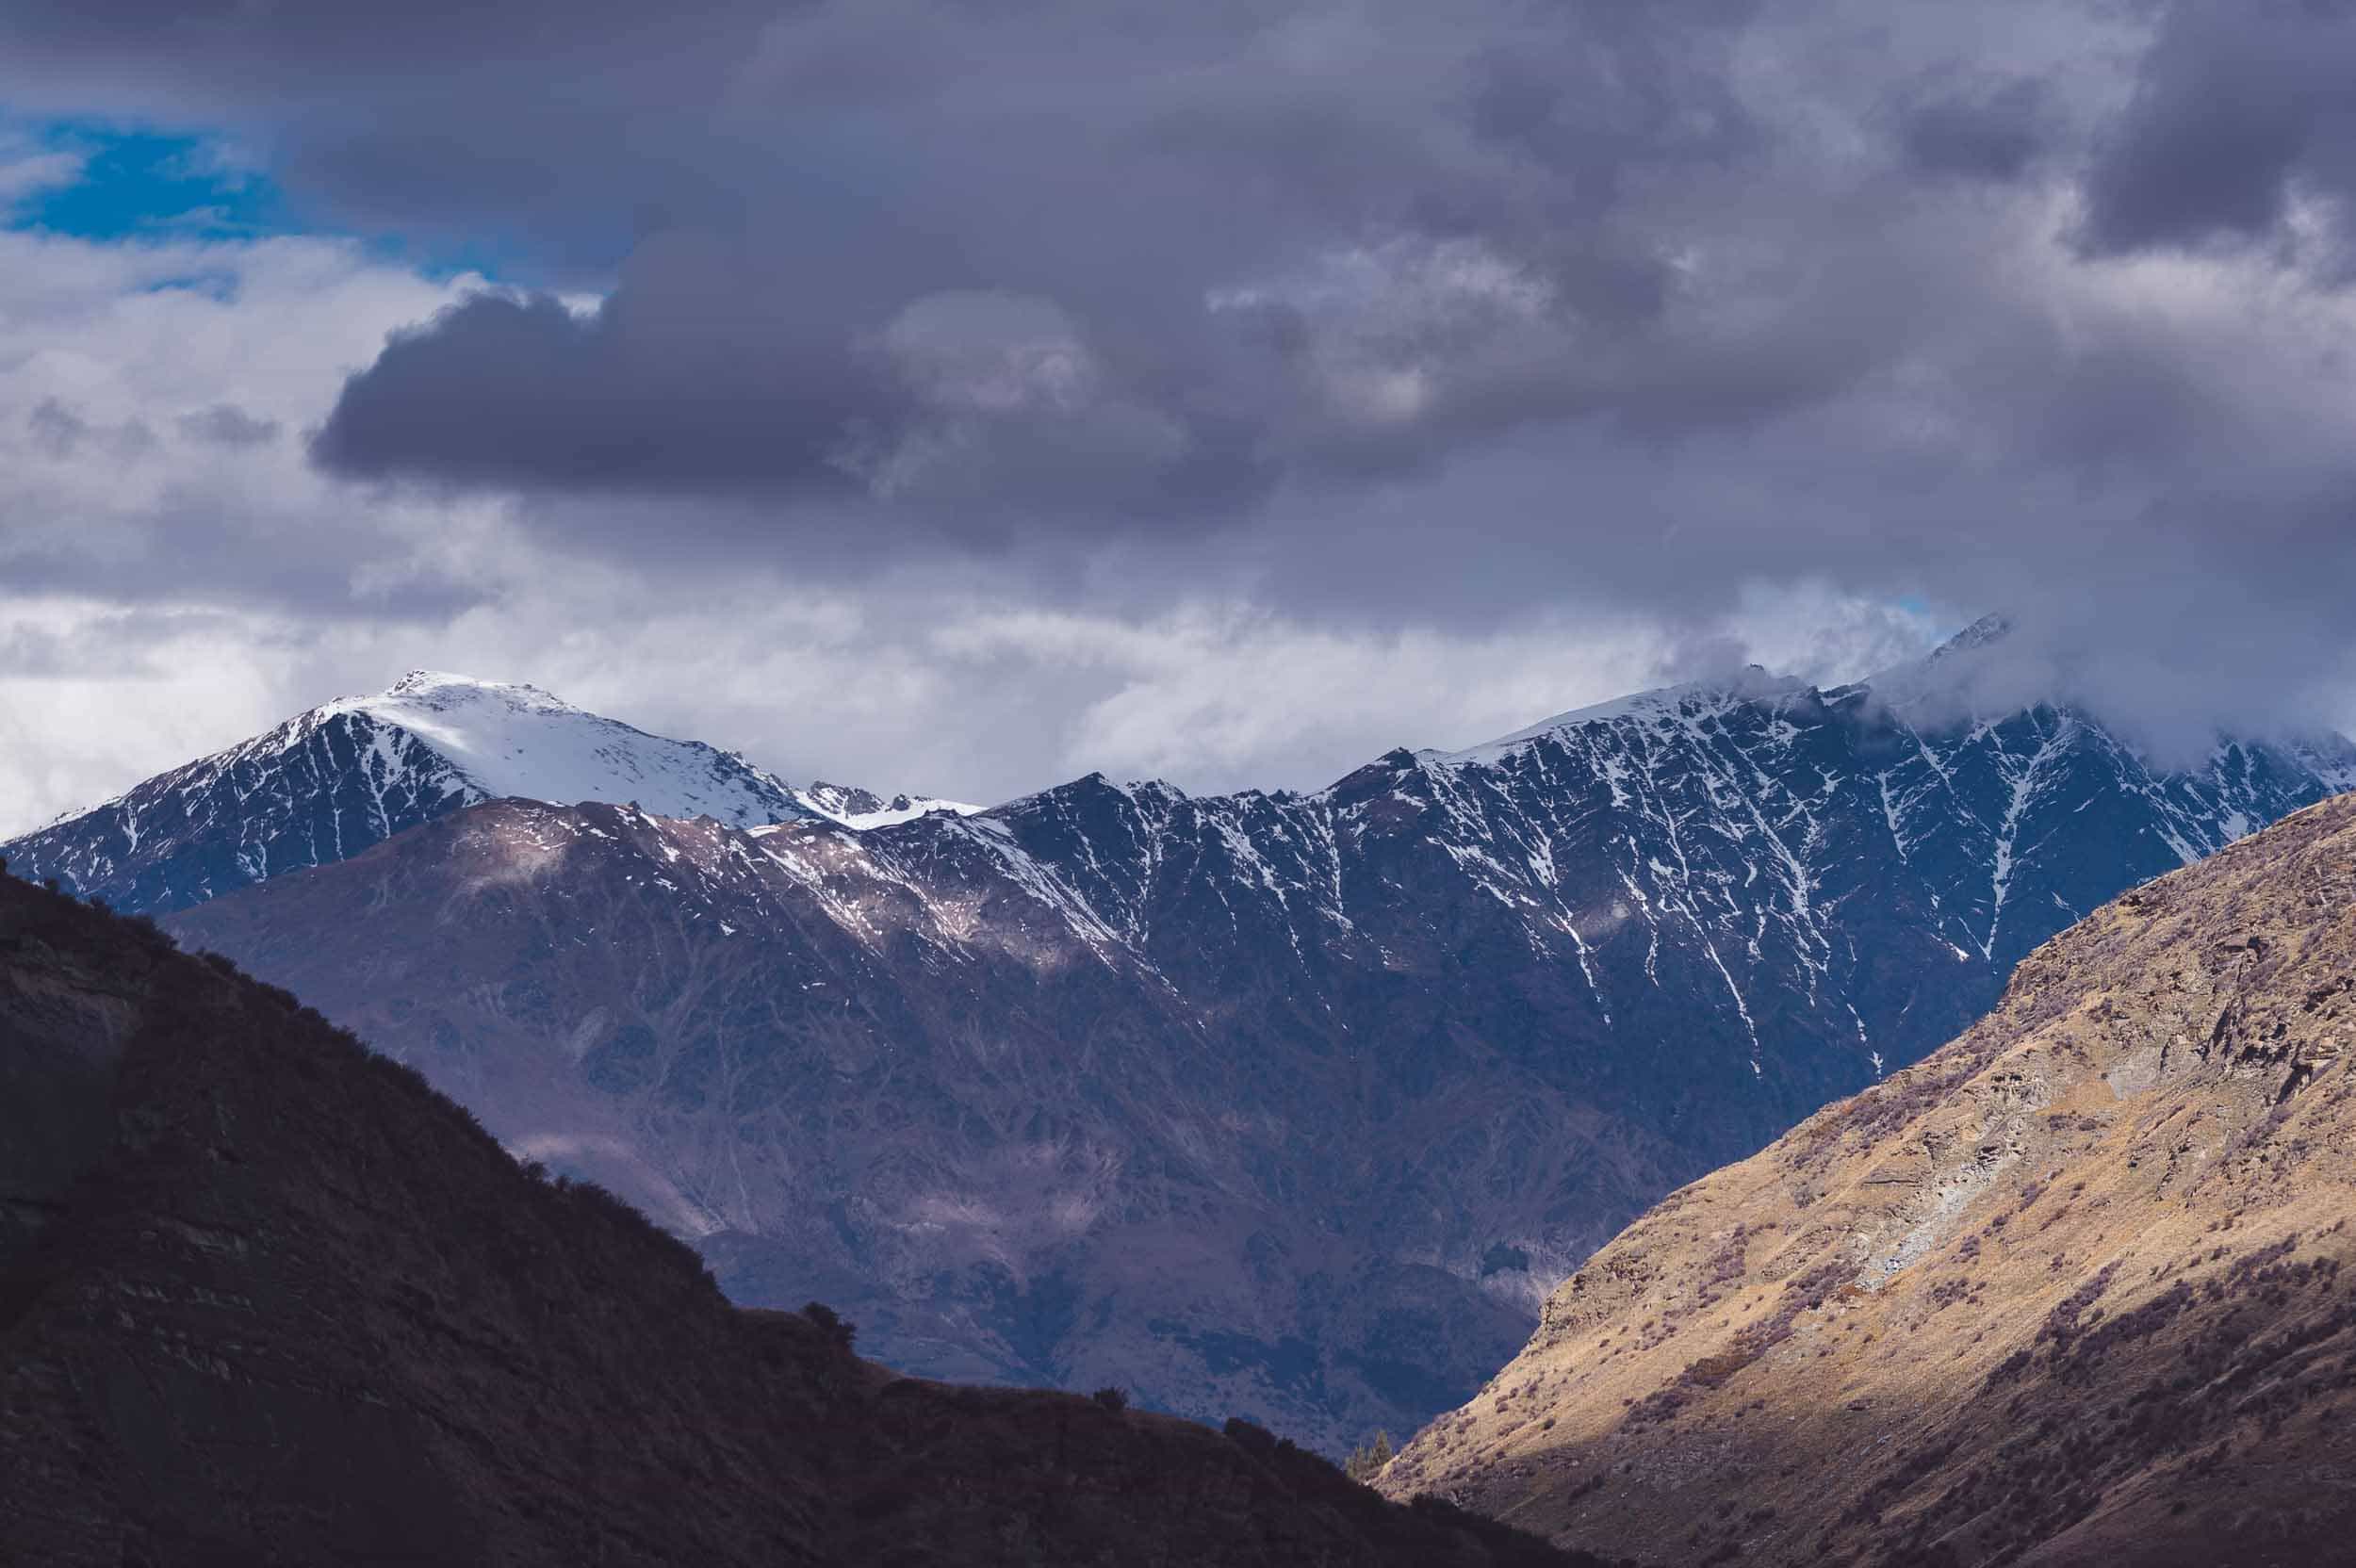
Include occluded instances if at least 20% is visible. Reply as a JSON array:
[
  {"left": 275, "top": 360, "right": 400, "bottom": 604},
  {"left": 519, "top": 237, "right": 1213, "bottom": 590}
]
[
  {"left": 1382, "top": 792, "right": 2356, "bottom": 1568},
  {"left": 0, "top": 868, "right": 1605, "bottom": 1568}
]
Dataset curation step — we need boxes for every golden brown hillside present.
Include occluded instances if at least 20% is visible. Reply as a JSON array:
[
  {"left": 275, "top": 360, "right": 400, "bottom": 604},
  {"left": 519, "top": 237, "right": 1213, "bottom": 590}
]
[{"left": 1380, "top": 792, "right": 2356, "bottom": 1568}]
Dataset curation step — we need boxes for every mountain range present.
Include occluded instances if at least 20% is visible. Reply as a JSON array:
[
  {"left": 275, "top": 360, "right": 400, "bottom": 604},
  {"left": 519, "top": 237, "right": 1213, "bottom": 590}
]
[
  {"left": 10, "top": 619, "right": 2352, "bottom": 1452},
  {"left": 1381, "top": 790, "right": 2356, "bottom": 1567}
]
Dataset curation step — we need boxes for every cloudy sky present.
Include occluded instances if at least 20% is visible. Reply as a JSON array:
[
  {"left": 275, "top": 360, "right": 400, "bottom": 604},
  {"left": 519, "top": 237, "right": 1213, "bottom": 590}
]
[{"left": 2, "top": 0, "right": 2353, "bottom": 834}]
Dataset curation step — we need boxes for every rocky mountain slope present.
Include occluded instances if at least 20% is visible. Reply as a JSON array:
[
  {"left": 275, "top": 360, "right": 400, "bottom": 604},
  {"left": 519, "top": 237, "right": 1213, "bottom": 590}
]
[
  {"left": 1, "top": 671, "right": 820, "bottom": 909},
  {"left": 1381, "top": 790, "right": 2356, "bottom": 1567},
  {"left": 148, "top": 625, "right": 2356, "bottom": 1454},
  {"left": 0, "top": 866, "right": 1608, "bottom": 1568}
]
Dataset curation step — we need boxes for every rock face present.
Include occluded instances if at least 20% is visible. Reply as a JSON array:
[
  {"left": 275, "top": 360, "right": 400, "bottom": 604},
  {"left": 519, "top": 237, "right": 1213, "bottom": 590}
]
[
  {"left": 153, "top": 629, "right": 2356, "bottom": 1453},
  {"left": 1382, "top": 791, "right": 2356, "bottom": 1568},
  {"left": 0, "top": 870, "right": 1602, "bottom": 1568},
  {"left": 1, "top": 671, "right": 813, "bottom": 910}
]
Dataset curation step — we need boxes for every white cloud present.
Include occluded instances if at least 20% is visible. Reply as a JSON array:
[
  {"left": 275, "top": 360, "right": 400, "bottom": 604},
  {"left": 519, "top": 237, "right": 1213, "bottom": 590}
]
[
  {"left": 0, "top": 597, "right": 289, "bottom": 835},
  {"left": 0, "top": 145, "right": 83, "bottom": 209}
]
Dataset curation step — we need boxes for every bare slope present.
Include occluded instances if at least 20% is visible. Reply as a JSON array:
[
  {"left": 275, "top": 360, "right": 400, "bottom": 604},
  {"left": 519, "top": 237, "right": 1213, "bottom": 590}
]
[{"left": 1383, "top": 792, "right": 2356, "bottom": 1568}]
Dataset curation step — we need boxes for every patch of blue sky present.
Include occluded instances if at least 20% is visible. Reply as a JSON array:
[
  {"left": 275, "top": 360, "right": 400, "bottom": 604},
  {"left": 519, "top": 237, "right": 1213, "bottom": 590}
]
[
  {"left": 7, "top": 121, "right": 293, "bottom": 242},
  {"left": 4, "top": 118, "right": 517, "bottom": 286}
]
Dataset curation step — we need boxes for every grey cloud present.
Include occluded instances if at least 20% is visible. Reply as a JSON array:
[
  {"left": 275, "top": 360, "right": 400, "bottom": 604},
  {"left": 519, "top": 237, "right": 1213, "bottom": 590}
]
[
  {"left": 176, "top": 403, "right": 280, "bottom": 447},
  {"left": 27, "top": 399, "right": 155, "bottom": 461},
  {"left": 0, "top": 507, "right": 489, "bottom": 626},
  {"left": 25, "top": 398, "right": 84, "bottom": 458},
  {"left": 311, "top": 284, "right": 896, "bottom": 498},
  {"left": 2079, "top": 0, "right": 2356, "bottom": 256},
  {"left": 313, "top": 278, "right": 1278, "bottom": 531},
  {"left": 1895, "top": 77, "right": 2055, "bottom": 181}
]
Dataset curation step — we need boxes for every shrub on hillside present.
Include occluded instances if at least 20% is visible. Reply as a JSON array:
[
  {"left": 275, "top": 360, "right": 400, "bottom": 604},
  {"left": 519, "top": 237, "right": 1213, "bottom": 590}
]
[{"left": 804, "top": 1301, "right": 858, "bottom": 1353}]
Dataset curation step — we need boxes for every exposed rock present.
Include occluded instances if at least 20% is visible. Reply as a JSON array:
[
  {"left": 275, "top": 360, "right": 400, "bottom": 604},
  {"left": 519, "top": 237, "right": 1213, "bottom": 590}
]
[{"left": 1383, "top": 792, "right": 2356, "bottom": 1568}]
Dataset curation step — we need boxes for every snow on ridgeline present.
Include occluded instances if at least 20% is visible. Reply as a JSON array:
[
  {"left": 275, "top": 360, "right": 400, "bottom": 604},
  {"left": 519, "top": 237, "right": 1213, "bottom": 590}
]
[
  {"left": 2, "top": 670, "right": 907, "bottom": 909},
  {"left": 320, "top": 671, "right": 814, "bottom": 826},
  {"left": 1434, "top": 667, "right": 1814, "bottom": 768},
  {"left": 788, "top": 779, "right": 986, "bottom": 831}
]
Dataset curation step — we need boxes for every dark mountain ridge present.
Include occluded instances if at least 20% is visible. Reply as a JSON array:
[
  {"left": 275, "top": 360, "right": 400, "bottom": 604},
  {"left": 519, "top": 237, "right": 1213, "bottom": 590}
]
[{"left": 0, "top": 863, "right": 1604, "bottom": 1567}]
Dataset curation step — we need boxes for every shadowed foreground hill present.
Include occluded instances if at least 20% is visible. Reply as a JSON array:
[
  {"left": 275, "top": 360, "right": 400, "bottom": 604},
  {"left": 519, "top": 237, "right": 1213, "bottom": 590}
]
[
  {"left": 0, "top": 871, "right": 1611, "bottom": 1568},
  {"left": 1383, "top": 792, "right": 2356, "bottom": 1568}
]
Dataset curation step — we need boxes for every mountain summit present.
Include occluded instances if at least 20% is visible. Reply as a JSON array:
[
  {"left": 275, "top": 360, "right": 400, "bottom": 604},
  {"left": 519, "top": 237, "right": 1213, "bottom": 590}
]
[{"left": 2, "top": 673, "right": 816, "bottom": 910}]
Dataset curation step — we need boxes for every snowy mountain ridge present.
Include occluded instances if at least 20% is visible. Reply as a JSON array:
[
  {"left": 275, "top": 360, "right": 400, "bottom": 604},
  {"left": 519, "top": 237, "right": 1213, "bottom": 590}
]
[
  {"left": 787, "top": 779, "right": 987, "bottom": 831},
  {"left": 3, "top": 671, "right": 817, "bottom": 909},
  {"left": 319, "top": 670, "right": 812, "bottom": 824}
]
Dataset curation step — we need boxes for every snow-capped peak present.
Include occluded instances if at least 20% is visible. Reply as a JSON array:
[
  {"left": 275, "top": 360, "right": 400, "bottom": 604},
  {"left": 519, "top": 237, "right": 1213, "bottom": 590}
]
[{"left": 314, "top": 672, "right": 809, "bottom": 825}]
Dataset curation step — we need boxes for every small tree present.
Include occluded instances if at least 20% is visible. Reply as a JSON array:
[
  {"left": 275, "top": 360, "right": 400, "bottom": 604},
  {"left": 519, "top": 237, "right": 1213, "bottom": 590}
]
[
  {"left": 1091, "top": 1386, "right": 1129, "bottom": 1413},
  {"left": 803, "top": 1300, "right": 858, "bottom": 1353},
  {"left": 1344, "top": 1429, "right": 1395, "bottom": 1482}
]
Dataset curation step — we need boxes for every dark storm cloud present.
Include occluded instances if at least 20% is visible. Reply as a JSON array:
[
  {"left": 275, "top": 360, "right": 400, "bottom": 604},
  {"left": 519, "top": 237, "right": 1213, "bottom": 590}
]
[
  {"left": 2080, "top": 0, "right": 2356, "bottom": 256},
  {"left": 312, "top": 273, "right": 1280, "bottom": 531},
  {"left": 311, "top": 286, "right": 894, "bottom": 498}
]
